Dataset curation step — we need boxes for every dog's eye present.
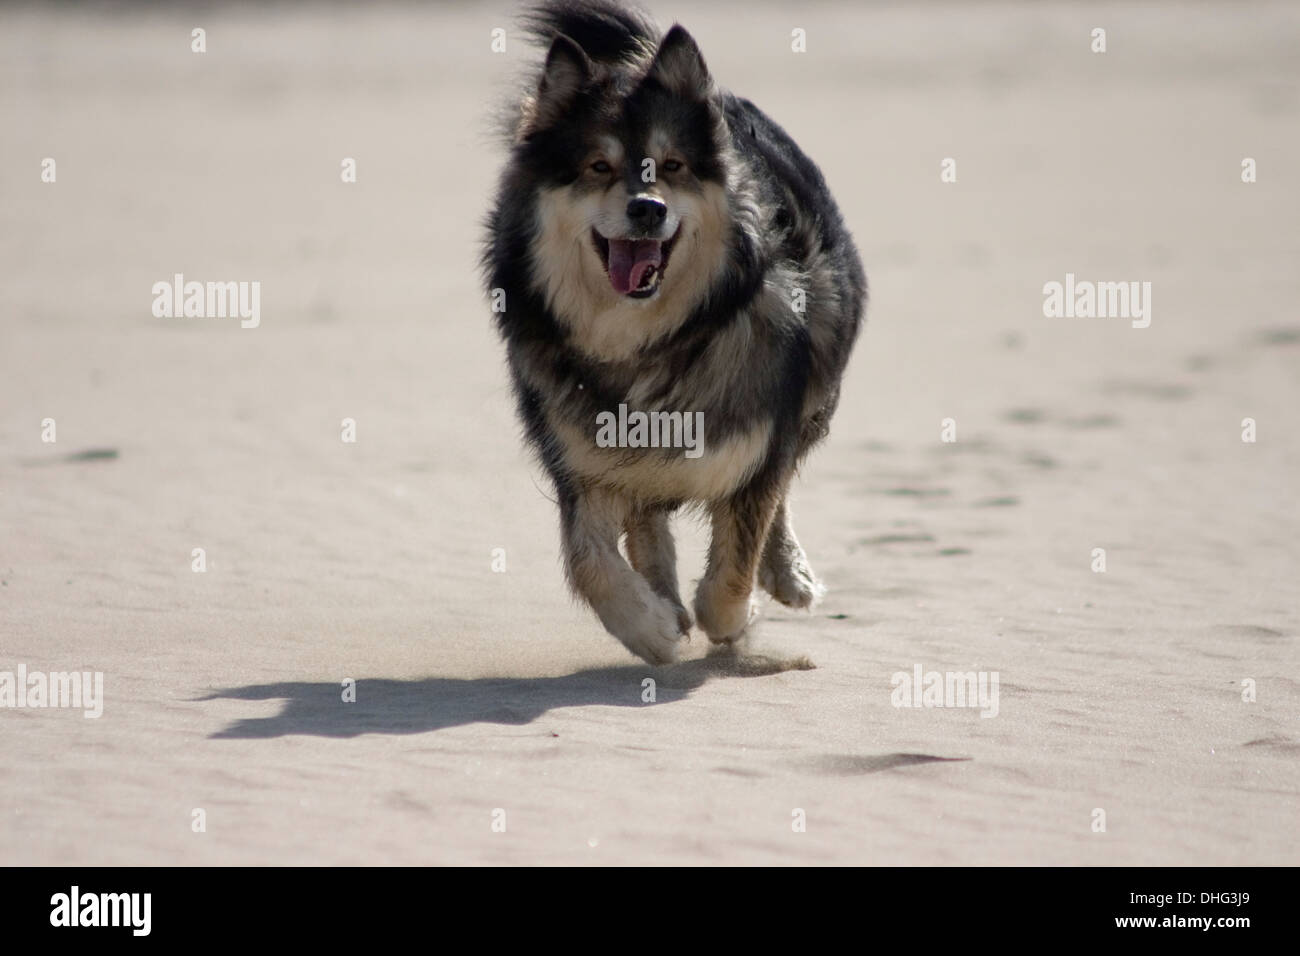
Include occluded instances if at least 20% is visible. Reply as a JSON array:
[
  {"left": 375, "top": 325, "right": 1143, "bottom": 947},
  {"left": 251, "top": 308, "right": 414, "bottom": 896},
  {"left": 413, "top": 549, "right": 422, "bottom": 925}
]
[
  {"left": 663, "top": 160, "right": 684, "bottom": 173},
  {"left": 590, "top": 160, "right": 612, "bottom": 174}
]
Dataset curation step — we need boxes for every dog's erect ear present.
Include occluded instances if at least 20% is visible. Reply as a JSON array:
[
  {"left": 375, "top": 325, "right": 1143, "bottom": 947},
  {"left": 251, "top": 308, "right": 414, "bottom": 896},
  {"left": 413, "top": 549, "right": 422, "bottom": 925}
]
[
  {"left": 646, "top": 25, "right": 711, "bottom": 100},
  {"left": 534, "top": 34, "right": 593, "bottom": 128}
]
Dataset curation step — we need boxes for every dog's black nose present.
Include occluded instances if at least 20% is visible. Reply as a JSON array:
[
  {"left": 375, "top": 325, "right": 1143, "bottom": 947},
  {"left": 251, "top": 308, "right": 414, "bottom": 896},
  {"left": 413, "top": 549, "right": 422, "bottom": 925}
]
[{"left": 626, "top": 196, "right": 668, "bottom": 224}]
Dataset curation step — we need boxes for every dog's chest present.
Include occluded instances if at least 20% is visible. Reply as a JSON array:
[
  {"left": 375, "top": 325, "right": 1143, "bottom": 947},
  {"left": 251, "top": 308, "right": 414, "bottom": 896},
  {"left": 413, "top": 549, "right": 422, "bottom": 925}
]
[
  {"left": 546, "top": 317, "right": 775, "bottom": 501},
  {"left": 552, "top": 411, "right": 771, "bottom": 502}
]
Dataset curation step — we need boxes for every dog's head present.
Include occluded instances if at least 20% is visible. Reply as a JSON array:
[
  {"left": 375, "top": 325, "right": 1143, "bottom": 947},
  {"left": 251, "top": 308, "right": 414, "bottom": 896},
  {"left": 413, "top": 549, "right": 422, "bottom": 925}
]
[{"left": 519, "top": 25, "right": 731, "bottom": 311}]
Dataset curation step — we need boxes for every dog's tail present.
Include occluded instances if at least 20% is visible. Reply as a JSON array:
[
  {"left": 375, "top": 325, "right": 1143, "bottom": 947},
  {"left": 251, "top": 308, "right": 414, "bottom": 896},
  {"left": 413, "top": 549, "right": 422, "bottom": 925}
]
[{"left": 520, "top": 0, "right": 660, "bottom": 64}]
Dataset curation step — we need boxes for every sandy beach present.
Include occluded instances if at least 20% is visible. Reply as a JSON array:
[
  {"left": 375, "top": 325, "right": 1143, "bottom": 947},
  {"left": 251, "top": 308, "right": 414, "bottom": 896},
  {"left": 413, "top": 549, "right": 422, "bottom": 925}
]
[{"left": 1, "top": 0, "right": 1297, "bottom": 865}]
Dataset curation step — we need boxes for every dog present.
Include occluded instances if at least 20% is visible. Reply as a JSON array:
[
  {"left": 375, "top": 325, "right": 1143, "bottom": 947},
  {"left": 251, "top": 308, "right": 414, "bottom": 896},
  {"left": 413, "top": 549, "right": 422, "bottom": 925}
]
[{"left": 483, "top": 0, "right": 866, "bottom": 664}]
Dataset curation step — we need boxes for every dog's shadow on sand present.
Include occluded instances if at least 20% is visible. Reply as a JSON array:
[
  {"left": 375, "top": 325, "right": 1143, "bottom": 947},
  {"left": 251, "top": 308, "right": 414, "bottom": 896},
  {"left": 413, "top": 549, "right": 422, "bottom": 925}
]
[{"left": 198, "top": 650, "right": 814, "bottom": 740}]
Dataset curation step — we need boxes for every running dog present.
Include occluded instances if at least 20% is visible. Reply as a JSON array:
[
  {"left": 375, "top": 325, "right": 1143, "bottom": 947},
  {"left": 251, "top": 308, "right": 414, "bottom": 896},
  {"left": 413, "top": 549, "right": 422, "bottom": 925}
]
[{"left": 483, "top": 0, "right": 866, "bottom": 663}]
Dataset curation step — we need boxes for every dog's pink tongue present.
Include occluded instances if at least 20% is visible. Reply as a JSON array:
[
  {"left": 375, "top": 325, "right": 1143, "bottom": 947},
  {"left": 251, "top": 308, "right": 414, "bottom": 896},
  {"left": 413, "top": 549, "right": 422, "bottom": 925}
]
[{"left": 607, "top": 239, "right": 662, "bottom": 295}]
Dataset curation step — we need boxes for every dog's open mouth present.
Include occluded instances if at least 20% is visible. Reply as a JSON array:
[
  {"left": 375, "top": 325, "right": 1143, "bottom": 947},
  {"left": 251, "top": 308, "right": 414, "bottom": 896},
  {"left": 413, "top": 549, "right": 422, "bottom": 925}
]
[{"left": 592, "top": 227, "right": 679, "bottom": 299}]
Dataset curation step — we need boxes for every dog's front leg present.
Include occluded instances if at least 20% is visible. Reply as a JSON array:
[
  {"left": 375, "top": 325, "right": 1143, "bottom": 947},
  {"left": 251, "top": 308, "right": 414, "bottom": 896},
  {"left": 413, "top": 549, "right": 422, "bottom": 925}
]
[
  {"left": 624, "top": 505, "right": 693, "bottom": 634},
  {"left": 560, "top": 487, "right": 689, "bottom": 665},
  {"left": 694, "top": 479, "right": 786, "bottom": 645}
]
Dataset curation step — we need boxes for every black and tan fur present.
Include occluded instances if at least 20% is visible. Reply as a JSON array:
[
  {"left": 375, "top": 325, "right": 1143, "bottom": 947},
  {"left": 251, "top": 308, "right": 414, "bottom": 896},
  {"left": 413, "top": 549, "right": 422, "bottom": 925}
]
[{"left": 483, "top": 0, "right": 866, "bottom": 663}]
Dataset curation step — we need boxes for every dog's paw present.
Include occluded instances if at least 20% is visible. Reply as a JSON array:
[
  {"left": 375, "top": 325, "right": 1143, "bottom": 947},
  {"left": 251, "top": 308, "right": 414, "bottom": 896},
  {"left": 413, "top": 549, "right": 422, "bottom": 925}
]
[
  {"left": 645, "top": 583, "right": 694, "bottom": 634},
  {"left": 759, "top": 552, "right": 825, "bottom": 609},
  {"left": 600, "top": 587, "right": 689, "bottom": 666},
  {"left": 693, "top": 584, "right": 759, "bottom": 645}
]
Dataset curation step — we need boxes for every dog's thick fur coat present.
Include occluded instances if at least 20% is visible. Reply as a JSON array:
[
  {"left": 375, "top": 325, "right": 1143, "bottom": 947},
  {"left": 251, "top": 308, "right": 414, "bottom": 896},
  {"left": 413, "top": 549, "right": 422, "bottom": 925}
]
[{"left": 483, "top": 0, "right": 866, "bottom": 663}]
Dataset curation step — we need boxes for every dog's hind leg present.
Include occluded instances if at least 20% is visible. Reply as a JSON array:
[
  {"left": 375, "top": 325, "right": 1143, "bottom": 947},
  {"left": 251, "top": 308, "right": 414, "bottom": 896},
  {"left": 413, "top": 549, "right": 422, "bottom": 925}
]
[
  {"left": 694, "top": 480, "right": 787, "bottom": 645},
  {"left": 560, "top": 487, "right": 689, "bottom": 665},
  {"left": 758, "top": 498, "right": 825, "bottom": 609},
  {"left": 624, "top": 505, "right": 693, "bottom": 634}
]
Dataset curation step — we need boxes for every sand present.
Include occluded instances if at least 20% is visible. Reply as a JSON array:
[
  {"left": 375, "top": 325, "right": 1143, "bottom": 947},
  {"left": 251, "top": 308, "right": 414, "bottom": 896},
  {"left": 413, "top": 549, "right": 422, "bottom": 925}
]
[{"left": 1, "top": 0, "right": 1296, "bottom": 865}]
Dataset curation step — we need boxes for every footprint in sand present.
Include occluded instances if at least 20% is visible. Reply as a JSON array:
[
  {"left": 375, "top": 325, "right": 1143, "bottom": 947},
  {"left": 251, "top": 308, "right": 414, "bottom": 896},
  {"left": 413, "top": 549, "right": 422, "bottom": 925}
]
[
  {"left": 805, "top": 753, "right": 971, "bottom": 776},
  {"left": 1210, "top": 624, "right": 1287, "bottom": 643}
]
